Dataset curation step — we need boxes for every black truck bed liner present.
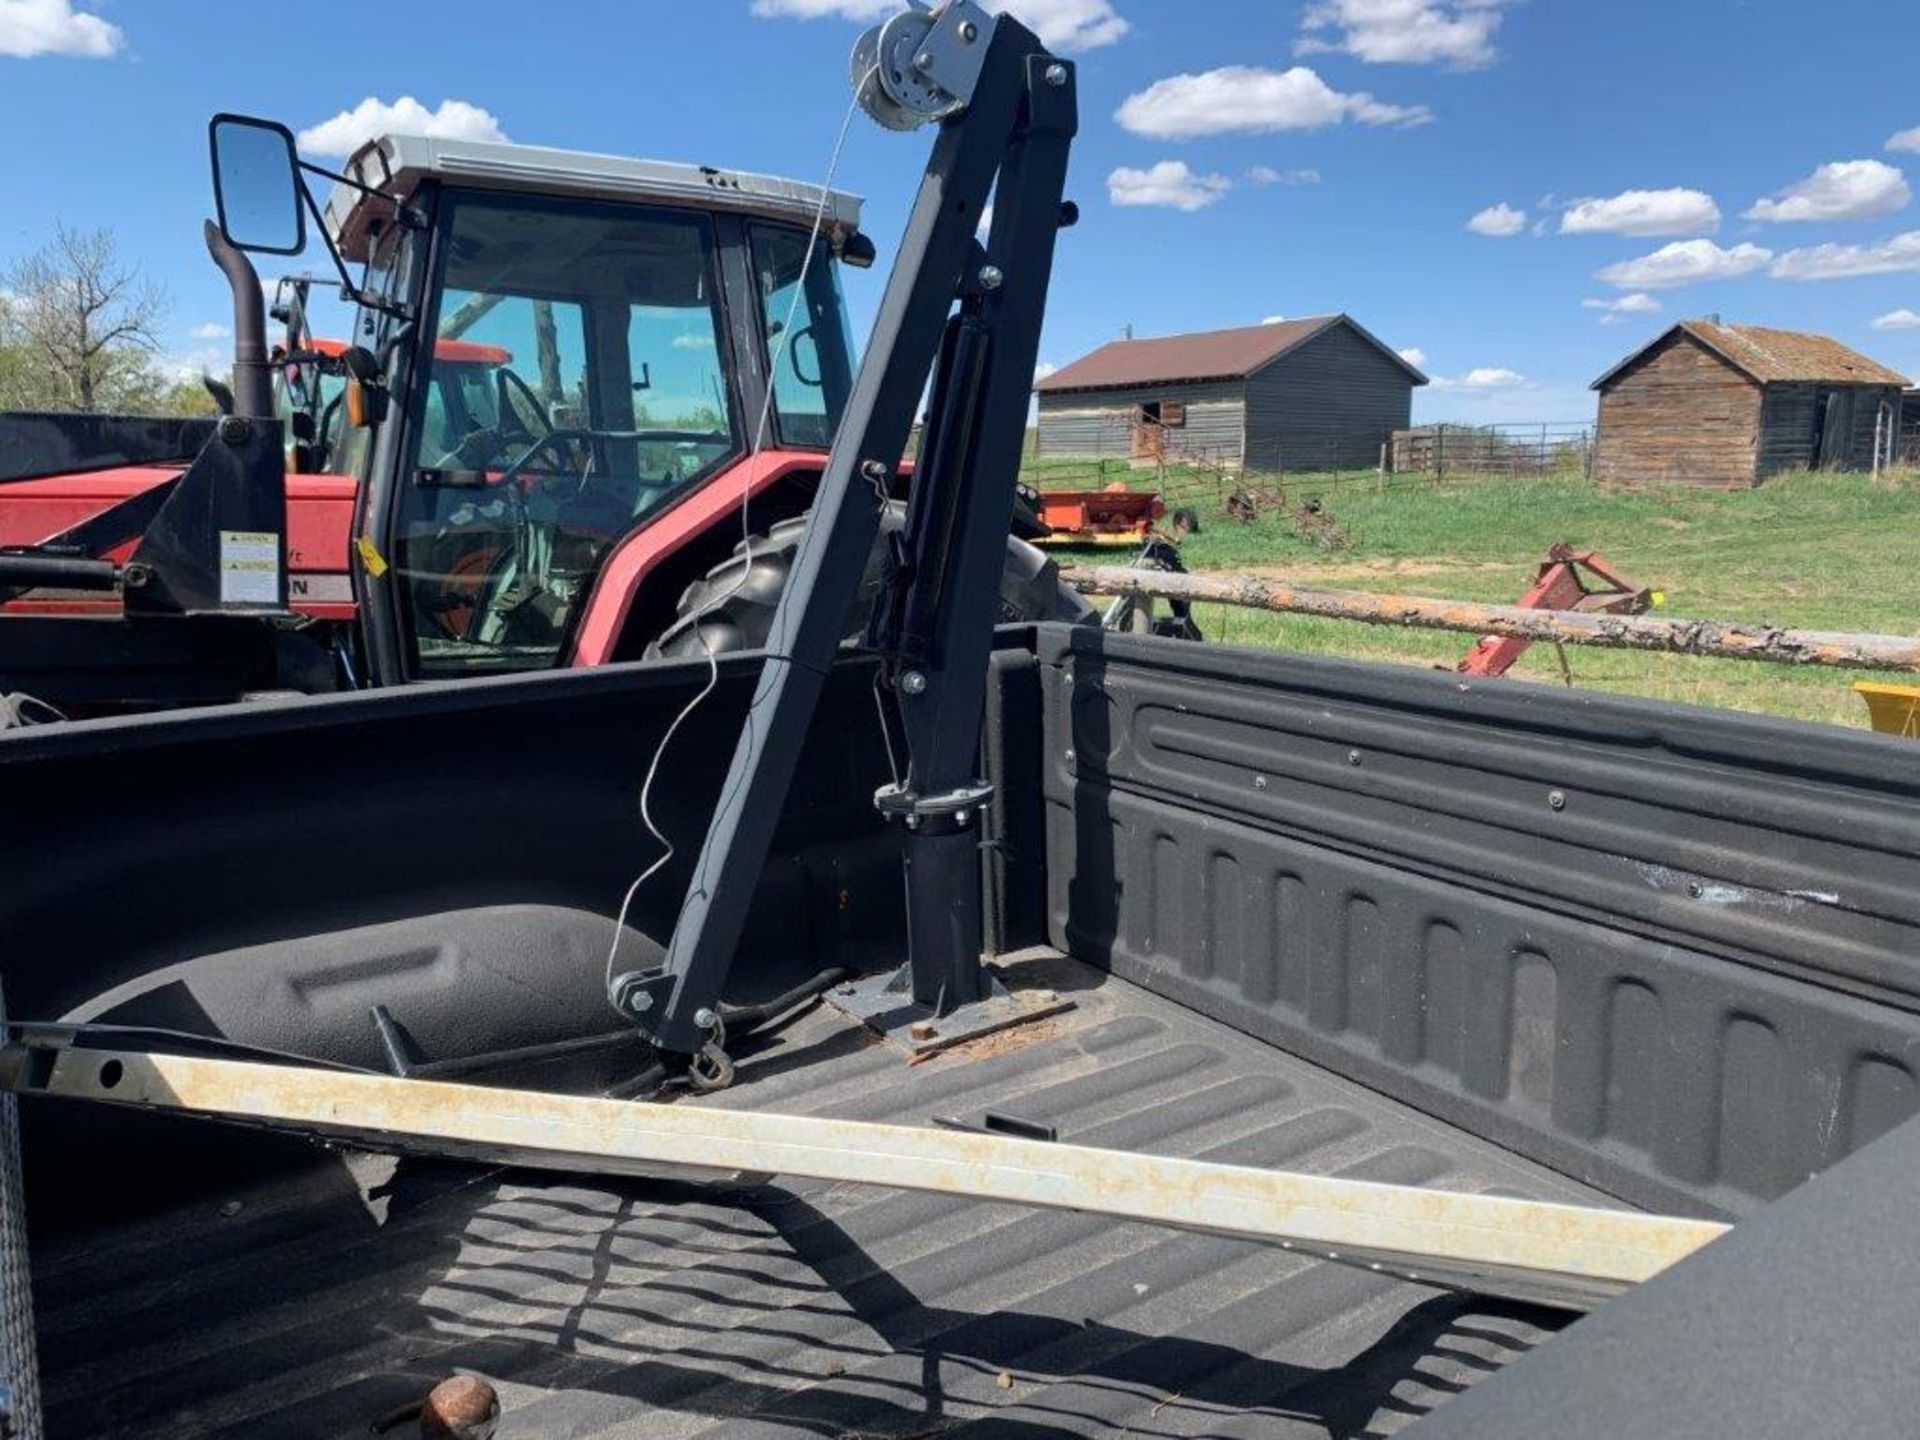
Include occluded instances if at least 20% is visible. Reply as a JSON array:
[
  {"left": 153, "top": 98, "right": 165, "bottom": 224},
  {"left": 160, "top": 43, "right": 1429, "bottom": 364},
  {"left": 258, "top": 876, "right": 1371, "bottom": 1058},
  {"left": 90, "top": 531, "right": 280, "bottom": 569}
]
[{"left": 32, "top": 953, "right": 1588, "bottom": 1439}]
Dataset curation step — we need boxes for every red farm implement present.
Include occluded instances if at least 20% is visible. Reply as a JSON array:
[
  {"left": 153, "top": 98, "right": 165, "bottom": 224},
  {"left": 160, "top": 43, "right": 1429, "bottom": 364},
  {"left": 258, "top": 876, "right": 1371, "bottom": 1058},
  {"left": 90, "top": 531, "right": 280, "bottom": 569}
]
[
  {"left": 1034, "top": 483, "right": 1166, "bottom": 546},
  {"left": 1458, "top": 544, "right": 1654, "bottom": 678}
]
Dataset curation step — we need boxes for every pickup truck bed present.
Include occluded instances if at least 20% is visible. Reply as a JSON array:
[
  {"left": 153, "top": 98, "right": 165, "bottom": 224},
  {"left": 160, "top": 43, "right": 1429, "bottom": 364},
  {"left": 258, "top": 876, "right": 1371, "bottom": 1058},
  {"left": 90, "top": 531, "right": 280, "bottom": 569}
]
[
  {"left": 32, "top": 951, "right": 1585, "bottom": 1439},
  {"left": 7, "top": 625, "right": 1920, "bottom": 1436}
]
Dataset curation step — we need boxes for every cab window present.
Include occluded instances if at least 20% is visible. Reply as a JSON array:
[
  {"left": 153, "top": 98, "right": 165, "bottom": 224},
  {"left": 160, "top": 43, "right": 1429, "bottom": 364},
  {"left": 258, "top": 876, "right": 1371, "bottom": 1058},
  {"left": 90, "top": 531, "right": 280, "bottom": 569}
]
[
  {"left": 750, "top": 223, "right": 855, "bottom": 450},
  {"left": 393, "top": 194, "right": 737, "bottom": 676}
]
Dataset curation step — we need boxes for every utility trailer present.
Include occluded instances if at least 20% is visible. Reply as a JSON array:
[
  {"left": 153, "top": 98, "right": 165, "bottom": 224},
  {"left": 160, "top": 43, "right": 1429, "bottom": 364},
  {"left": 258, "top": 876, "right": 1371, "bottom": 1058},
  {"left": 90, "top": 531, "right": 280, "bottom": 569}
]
[{"left": 3, "top": 5, "right": 1920, "bottom": 1437}]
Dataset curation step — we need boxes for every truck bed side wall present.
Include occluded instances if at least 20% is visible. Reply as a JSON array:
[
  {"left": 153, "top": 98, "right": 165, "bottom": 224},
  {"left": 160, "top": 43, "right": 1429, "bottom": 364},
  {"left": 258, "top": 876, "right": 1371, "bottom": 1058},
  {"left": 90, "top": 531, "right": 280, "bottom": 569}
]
[
  {"left": 0, "top": 656, "right": 907, "bottom": 1065},
  {"left": 1039, "top": 626, "right": 1920, "bottom": 1219}
]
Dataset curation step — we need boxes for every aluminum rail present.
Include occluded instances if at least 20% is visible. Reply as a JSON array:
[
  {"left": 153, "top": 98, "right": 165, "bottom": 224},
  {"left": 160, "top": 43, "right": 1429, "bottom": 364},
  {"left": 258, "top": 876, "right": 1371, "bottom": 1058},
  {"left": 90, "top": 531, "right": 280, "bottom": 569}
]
[
  {"left": 1067, "top": 565, "right": 1920, "bottom": 672},
  {"left": 0, "top": 1044, "right": 1729, "bottom": 1312}
]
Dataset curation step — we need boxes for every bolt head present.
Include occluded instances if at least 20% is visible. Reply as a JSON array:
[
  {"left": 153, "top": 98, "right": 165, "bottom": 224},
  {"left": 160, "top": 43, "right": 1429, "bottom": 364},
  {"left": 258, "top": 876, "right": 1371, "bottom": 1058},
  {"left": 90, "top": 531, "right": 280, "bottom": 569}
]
[
  {"left": 899, "top": 670, "right": 929, "bottom": 696},
  {"left": 1548, "top": 790, "right": 1567, "bottom": 811},
  {"left": 977, "top": 264, "right": 1005, "bottom": 291},
  {"left": 1044, "top": 62, "right": 1069, "bottom": 86},
  {"left": 959, "top": 19, "right": 979, "bottom": 41},
  {"left": 216, "top": 415, "right": 253, "bottom": 445},
  {"left": 915, "top": 50, "right": 934, "bottom": 69},
  {"left": 1254, "top": 776, "right": 1269, "bottom": 791},
  {"left": 694, "top": 1007, "right": 719, "bottom": 1030},
  {"left": 631, "top": 992, "right": 654, "bottom": 1014},
  {"left": 1347, "top": 749, "right": 1363, "bottom": 766}
]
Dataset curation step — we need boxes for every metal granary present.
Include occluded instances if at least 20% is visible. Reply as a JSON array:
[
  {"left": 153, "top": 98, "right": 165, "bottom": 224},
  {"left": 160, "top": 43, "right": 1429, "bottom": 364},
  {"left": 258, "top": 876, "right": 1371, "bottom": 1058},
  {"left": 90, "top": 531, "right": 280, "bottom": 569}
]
[{"left": 1592, "top": 320, "right": 1910, "bottom": 487}]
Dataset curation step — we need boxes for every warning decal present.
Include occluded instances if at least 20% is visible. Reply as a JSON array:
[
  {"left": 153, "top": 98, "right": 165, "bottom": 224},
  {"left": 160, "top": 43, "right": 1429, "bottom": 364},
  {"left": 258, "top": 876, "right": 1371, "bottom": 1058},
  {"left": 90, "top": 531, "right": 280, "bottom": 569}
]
[{"left": 219, "top": 530, "right": 281, "bottom": 606}]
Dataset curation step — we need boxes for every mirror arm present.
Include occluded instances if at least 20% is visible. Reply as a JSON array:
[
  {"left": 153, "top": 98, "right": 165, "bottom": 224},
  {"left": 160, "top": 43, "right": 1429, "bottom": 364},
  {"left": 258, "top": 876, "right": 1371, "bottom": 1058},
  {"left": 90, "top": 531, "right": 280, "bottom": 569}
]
[
  {"left": 296, "top": 159, "right": 429, "bottom": 234},
  {"left": 293, "top": 181, "right": 413, "bottom": 323}
]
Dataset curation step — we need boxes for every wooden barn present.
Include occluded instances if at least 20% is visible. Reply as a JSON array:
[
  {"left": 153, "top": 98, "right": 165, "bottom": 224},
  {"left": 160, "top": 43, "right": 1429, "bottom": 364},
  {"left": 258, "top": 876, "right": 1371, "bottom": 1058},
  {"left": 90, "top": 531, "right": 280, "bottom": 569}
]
[
  {"left": 1034, "top": 315, "right": 1426, "bottom": 472},
  {"left": 1592, "top": 320, "right": 1909, "bottom": 487}
]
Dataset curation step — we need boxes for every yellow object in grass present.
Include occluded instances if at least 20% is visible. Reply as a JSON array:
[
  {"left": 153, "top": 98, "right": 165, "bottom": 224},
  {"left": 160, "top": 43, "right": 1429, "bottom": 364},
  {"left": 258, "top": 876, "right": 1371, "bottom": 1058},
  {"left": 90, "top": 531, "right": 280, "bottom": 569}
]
[{"left": 1855, "top": 683, "right": 1920, "bottom": 738}]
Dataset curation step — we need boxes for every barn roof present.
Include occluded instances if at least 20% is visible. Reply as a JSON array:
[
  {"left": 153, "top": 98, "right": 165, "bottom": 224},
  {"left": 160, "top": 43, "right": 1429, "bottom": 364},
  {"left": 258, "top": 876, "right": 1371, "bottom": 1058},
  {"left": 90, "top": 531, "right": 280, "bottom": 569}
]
[
  {"left": 1593, "top": 321, "right": 1910, "bottom": 391},
  {"left": 1036, "top": 315, "right": 1428, "bottom": 395}
]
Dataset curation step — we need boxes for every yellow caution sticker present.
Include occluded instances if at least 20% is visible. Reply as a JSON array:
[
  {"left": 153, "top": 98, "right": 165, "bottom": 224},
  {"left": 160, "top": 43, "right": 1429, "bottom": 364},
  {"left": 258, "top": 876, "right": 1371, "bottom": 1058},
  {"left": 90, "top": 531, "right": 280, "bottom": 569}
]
[{"left": 355, "top": 534, "right": 390, "bottom": 579}]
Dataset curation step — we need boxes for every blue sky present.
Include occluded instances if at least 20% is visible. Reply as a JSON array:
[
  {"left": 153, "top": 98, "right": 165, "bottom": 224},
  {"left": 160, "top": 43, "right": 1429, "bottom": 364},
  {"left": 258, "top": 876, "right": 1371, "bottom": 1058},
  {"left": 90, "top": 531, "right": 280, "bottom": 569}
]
[{"left": 5, "top": 0, "right": 1919, "bottom": 425}]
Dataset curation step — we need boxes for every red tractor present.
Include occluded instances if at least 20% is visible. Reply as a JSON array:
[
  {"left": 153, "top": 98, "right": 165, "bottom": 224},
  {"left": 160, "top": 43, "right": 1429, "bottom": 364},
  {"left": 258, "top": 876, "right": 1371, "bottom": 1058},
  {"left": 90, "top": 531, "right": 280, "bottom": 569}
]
[{"left": 0, "top": 124, "right": 1086, "bottom": 716}]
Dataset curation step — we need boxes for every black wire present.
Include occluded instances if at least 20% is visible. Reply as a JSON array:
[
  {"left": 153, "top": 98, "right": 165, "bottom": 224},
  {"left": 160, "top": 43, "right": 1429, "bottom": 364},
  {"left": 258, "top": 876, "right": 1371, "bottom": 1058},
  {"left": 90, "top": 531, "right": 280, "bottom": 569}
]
[{"left": 717, "top": 965, "right": 853, "bottom": 1037}]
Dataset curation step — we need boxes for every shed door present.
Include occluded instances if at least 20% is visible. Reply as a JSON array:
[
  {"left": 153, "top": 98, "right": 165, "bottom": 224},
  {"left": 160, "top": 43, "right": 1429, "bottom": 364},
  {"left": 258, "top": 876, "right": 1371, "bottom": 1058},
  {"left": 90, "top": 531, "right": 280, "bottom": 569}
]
[
  {"left": 1131, "top": 402, "right": 1165, "bottom": 461},
  {"left": 1811, "top": 389, "right": 1850, "bottom": 469}
]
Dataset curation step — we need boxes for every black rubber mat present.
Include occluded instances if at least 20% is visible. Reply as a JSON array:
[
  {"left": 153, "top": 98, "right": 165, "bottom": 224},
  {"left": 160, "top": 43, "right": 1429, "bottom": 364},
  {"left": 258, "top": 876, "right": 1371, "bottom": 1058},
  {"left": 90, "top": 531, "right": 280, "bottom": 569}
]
[{"left": 29, "top": 952, "right": 1592, "bottom": 1438}]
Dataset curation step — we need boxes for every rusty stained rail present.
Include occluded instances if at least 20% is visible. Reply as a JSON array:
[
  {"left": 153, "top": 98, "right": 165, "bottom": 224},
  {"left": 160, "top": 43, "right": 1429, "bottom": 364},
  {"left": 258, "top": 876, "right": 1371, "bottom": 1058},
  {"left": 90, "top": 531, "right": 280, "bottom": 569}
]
[
  {"left": 1068, "top": 565, "right": 1920, "bottom": 673},
  {"left": 2, "top": 1045, "right": 1728, "bottom": 1313}
]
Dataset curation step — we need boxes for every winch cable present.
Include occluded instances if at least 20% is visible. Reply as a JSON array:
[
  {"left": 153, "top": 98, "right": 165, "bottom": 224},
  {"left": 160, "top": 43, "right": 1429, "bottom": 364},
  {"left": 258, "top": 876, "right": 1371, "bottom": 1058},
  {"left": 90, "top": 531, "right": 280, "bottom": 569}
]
[{"left": 603, "top": 68, "right": 879, "bottom": 1032}]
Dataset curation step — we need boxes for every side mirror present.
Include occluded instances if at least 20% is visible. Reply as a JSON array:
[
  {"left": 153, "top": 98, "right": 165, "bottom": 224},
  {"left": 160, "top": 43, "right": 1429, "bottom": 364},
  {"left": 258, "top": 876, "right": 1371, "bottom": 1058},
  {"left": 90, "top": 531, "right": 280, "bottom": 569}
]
[
  {"left": 209, "top": 114, "right": 306, "bottom": 256},
  {"left": 839, "top": 231, "right": 877, "bottom": 269}
]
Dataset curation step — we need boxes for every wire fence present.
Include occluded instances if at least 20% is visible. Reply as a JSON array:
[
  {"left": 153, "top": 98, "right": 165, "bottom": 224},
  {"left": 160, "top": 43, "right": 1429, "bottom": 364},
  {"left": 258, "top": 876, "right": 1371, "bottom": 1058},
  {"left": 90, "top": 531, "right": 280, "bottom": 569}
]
[
  {"left": 1022, "top": 418, "right": 1600, "bottom": 522},
  {"left": 1389, "top": 423, "right": 1595, "bottom": 481}
]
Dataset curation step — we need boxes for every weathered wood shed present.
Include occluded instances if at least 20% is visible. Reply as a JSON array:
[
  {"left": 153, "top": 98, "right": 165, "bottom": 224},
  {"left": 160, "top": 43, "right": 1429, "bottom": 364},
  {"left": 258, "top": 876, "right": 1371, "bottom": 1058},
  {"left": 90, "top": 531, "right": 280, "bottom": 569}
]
[
  {"left": 1592, "top": 320, "right": 1909, "bottom": 487},
  {"left": 1035, "top": 316, "right": 1426, "bottom": 472}
]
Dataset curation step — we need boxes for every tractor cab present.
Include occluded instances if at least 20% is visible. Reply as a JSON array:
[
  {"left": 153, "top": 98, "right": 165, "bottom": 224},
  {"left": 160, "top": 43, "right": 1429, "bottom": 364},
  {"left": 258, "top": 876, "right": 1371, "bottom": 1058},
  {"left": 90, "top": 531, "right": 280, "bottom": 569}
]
[
  {"left": 211, "top": 120, "right": 868, "bottom": 683},
  {"left": 314, "top": 134, "right": 866, "bottom": 679}
]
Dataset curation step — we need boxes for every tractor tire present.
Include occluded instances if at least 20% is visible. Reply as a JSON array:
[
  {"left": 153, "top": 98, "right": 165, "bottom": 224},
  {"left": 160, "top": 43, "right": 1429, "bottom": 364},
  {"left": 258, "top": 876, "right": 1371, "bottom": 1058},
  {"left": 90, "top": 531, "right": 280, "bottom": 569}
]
[{"left": 646, "top": 503, "right": 1094, "bottom": 660}]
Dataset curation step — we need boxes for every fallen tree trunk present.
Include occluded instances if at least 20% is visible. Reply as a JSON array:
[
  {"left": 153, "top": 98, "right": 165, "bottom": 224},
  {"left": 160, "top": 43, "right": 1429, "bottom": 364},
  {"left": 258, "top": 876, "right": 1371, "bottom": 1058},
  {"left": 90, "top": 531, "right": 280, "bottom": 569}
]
[{"left": 1066, "top": 566, "right": 1920, "bottom": 673}]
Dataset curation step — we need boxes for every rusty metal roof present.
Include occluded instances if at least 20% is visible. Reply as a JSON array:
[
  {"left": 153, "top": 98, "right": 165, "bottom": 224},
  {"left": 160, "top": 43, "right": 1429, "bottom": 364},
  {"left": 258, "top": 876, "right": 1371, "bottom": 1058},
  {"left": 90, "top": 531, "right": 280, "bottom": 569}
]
[
  {"left": 1595, "top": 321, "right": 1911, "bottom": 390},
  {"left": 1036, "top": 315, "right": 1427, "bottom": 394}
]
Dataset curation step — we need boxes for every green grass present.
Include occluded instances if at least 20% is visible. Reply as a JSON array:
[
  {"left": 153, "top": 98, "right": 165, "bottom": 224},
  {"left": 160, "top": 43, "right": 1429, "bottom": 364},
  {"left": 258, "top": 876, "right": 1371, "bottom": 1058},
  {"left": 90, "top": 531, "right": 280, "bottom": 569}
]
[{"left": 1025, "top": 458, "right": 1920, "bottom": 730}]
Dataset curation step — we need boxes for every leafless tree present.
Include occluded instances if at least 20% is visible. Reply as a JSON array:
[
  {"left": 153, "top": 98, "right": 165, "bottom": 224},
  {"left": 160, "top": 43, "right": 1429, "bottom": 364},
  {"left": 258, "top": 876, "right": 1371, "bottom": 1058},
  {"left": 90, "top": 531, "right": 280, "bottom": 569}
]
[{"left": 2, "top": 225, "right": 168, "bottom": 411}]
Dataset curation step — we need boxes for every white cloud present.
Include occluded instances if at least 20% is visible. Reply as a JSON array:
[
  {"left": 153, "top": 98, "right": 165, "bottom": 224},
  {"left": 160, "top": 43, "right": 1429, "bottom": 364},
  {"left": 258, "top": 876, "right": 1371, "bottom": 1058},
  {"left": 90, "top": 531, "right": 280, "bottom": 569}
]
[
  {"left": 1467, "top": 202, "right": 1526, "bottom": 237},
  {"left": 1596, "top": 239, "right": 1772, "bottom": 290},
  {"left": 1582, "top": 293, "right": 1662, "bottom": 313},
  {"left": 1107, "top": 160, "right": 1231, "bottom": 212},
  {"left": 162, "top": 346, "right": 230, "bottom": 381},
  {"left": 1397, "top": 346, "right": 1427, "bottom": 368},
  {"left": 1891, "top": 127, "right": 1920, "bottom": 156},
  {"left": 189, "top": 321, "right": 231, "bottom": 341},
  {"left": 1744, "top": 160, "right": 1911, "bottom": 224},
  {"left": 1872, "top": 309, "right": 1920, "bottom": 331},
  {"left": 1771, "top": 231, "right": 1920, "bottom": 281},
  {"left": 1460, "top": 366, "right": 1526, "bottom": 388},
  {"left": 1296, "top": 0, "right": 1514, "bottom": 68},
  {"left": 1429, "top": 366, "right": 1527, "bottom": 390},
  {"left": 1560, "top": 188, "right": 1721, "bottom": 238},
  {"left": 748, "top": 0, "right": 1129, "bottom": 51},
  {"left": 1262, "top": 314, "right": 1289, "bottom": 324},
  {"left": 670, "top": 332, "right": 715, "bottom": 350},
  {"left": 1582, "top": 293, "right": 1662, "bottom": 326},
  {"left": 1246, "top": 166, "right": 1321, "bottom": 187},
  {"left": 1115, "top": 65, "right": 1429, "bottom": 140},
  {"left": 0, "top": 0, "right": 121, "bottom": 58},
  {"left": 1034, "top": 361, "right": 1060, "bottom": 385},
  {"left": 297, "top": 96, "right": 508, "bottom": 159}
]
